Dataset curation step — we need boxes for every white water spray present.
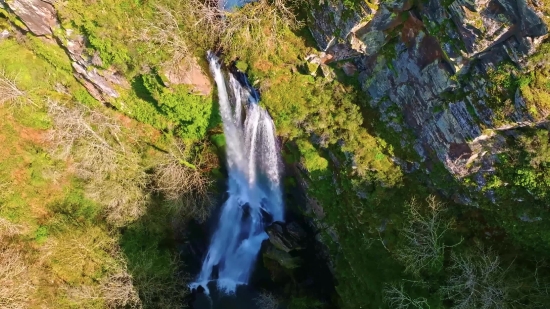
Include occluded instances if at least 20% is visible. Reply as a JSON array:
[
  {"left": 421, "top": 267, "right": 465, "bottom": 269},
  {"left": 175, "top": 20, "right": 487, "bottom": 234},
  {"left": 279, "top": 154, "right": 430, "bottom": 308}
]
[{"left": 190, "top": 52, "right": 284, "bottom": 294}]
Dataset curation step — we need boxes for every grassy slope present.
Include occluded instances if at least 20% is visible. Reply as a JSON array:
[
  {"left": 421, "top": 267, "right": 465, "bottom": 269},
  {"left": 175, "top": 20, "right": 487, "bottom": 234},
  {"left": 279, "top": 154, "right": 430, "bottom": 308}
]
[{"left": 0, "top": 33, "right": 185, "bottom": 308}]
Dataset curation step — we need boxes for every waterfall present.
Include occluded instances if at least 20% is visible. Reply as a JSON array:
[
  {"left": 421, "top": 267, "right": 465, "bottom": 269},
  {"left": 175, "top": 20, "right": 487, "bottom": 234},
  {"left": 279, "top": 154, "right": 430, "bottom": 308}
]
[
  {"left": 190, "top": 52, "right": 284, "bottom": 294},
  {"left": 220, "top": 0, "right": 256, "bottom": 10}
]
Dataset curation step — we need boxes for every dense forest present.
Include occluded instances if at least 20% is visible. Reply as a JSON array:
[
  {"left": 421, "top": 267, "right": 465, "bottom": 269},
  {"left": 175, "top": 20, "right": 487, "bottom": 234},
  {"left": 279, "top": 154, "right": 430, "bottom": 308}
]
[{"left": 1, "top": 0, "right": 550, "bottom": 308}]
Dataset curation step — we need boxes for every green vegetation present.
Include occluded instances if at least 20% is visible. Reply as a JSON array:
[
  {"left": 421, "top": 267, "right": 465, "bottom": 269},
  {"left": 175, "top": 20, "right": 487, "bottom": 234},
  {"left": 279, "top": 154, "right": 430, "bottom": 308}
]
[
  {"left": 1, "top": 0, "right": 550, "bottom": 309},
  {"left": 0, "top": 18, "right": 215, "bottom": 308}
]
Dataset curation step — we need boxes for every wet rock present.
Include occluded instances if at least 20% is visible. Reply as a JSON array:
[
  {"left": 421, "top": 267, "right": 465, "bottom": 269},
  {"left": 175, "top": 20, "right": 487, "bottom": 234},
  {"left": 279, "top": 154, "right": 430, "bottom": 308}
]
[
  {"left": 265, "top": 221, "right": 305, "bottom": 252},
  {"left": 263, "top": 244, "right": 302, "bottom": 270},
  {"left": 162, "top": 58, "right": 212, "bottom": 95},
  {"left": 286, "top": 222, "right": 307, "bottom": 241},
  {"left": 6, "top": 0, "right": 58, "bottom": 36}
]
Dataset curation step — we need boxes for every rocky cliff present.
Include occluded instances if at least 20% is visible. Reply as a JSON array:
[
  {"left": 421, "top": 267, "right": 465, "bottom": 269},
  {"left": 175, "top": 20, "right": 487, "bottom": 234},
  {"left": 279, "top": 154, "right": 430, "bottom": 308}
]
[{"left": 308, "top": 0, "right": 549, "bottom": 193}]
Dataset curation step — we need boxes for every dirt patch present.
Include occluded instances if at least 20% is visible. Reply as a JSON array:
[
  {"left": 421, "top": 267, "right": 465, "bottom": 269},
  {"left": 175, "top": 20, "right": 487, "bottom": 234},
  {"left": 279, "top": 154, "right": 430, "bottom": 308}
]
[
  {"left": 417, "top": 35, "right": 444, "bottom": 69},
  {"left": 19, "top": 127, "right": 45, "bottom": 145}
]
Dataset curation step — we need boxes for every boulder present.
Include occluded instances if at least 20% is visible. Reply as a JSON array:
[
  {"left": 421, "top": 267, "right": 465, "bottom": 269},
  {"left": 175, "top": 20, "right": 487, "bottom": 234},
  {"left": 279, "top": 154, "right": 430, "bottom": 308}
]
[
  {"left": 266, "top": 221, "right": 306, "bottom": 253},
  {"left": 62, "top": 32, "right": 128, "bottom": 102},
  {"left": 6, "top": 0, "right": 58, "bottom": 36},
  {"left": 162, "top": 58, "right": 212, "bottom": 96},
  {"left": 0, "top": 29, "right": 9, "bottom": 40}
]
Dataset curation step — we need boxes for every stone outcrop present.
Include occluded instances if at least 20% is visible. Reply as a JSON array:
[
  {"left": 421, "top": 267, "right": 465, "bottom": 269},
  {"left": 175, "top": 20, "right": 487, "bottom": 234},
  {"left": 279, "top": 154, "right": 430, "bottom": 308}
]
[
  {"left": 1, "top": 1, "right": 127, "bottom": 102},
  {"left": 266, "top": 221, "right": 306, "bottom": 253},
  {"left": 308, "top": 0, "right": 376, "bottom": 52},
  {"left": 262, "top": 221, "right": 307, "bottom": 270},
  {"left": 162, "top": 59, "right": 212, "bottom": 95},
  {"left": 61, "top": 31, "right": 128, "bottom": 102},
  {"left": 308, "top": 0, "right": 548, "bottom": 183},
  {"left": 5, "top": 0, "right": 58, "bottom": 36},
  {"left": 0, "top": 29, "right": 9, "bottom": 40}
]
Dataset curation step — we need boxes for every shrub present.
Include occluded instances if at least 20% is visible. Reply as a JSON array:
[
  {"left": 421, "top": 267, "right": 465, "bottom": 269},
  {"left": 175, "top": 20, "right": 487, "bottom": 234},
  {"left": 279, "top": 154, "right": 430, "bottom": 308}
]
[
  {"left": 46, "top": 100, "right": 150, "bottom": 226},
  {"left": 153, "top": 140, "right": 217, "bottom": 222},
  {"left": 383, "top": 282, "right": 430, "bottom": 309},
  {"left": 0, "top": 69, "right": 34, "bottom": 108}
]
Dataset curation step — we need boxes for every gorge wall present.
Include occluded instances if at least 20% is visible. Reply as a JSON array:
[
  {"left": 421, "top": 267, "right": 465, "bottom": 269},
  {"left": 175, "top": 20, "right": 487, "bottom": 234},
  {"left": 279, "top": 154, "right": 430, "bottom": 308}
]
[{"left": 308, "top": 0, "right": 548, "bottom": 185}]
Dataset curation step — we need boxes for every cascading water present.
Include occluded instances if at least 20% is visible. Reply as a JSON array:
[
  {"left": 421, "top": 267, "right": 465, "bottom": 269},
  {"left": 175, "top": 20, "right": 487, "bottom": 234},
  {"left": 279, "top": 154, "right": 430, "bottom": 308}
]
[{"left": 190, "top": 52, "right": 284, "bottom": 294}]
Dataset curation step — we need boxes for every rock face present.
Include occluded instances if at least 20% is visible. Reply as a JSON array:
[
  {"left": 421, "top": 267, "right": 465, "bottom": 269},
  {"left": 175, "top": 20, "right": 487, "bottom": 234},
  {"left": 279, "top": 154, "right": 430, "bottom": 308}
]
[
  {"left": 2, "top": 0, "right": 212, "bottom": 101},
  {"left": 61, "top": 31, "right": 129, "bottom": 102},
  {"left": 6, "top": 0, "right": 58, "bottom": 36},
  {"left": 262, "top": 221, "right": 306, "bottom": 270},
  {"left": 266, "top": 221, "right": 306, "bottom": 252},
  {"left": 308, "top": 0, "right": 376, "bottom": 52},
  {"left": 308, "top": 0, "right": 548, "bottom": 182},
  {"left": 162, "top": 59, "right": 212, "bottom": 95}
]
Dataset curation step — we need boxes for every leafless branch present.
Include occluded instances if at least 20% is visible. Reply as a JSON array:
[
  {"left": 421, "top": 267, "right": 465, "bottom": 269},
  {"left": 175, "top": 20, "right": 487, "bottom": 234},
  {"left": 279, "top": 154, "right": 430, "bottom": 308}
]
[
  {"left": 383, "top": 282, "right": 430, "bottom": 309},
  {"left": 0, "top": 246, "right": 34, "bottom": 309},
  {"left": 46, "top": 99, "right": 150, "bottom": 226},
  {"left": 153, "top": 140, "right": 216, "bottom": 222},
  {"left": 395, "top": 195, "right": 459, "bottom": 276},
  {"left": 101, "top": 272, "right": 142, "bottom": 309},
  {"left": 441, "top": 243, "right": 516, "bottom": 309},
  {"left": 0, "top": 217, "right": 25, "bottom": 240}
]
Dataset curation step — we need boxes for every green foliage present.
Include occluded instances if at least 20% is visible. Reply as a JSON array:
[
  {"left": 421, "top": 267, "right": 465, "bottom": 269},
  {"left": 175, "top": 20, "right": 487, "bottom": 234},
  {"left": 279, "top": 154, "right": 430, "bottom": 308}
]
[
  {"left": 288, "top": 296, "right": 325, "bottom": 309},
  {"left": 141, "top": 74, "right": 215, "bottom": 141},
  {"left": 34, "top": 225, "right": 49, "bottom": 243},
  {"left": 481, "top": 128, "right": 550, "bottom": 253},
  {"left": 121, "top": 201, "right": 187, "bottom": 308},
  {"left": 57, "top": 0, "right": 161, "bottom": 74},
  {"left": 262, "top": 69, "right": 401, "bottom": 184},
  {"left": 297, "top": 139, "right": 328, "bottom": 172},
  {"left": 48, "top": 188, "right": 102, "bottom": 230}
]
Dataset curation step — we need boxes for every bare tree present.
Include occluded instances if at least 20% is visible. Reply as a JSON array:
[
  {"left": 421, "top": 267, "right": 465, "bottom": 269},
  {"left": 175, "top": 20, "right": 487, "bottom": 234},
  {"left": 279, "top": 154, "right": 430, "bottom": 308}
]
[
  {"left": 138, "top": 4, "right": 192, "bottom": 70},
  {"left": 153, "top": 140, "right": 216, "bottom": 222},
  {"left": 63, "top": 246, "right": 142, "bottom": 309},
  {"left": 383, "top": 282, "right": 430, "bottom": 309},
  {"left": 254, "top": 290, "right": 280, "bottom": 309},
  {"left": 441, "top": 244, "right": 516, "bottom": 309},
  {"left": 47, "top": 100, "right": 149, "bottom": 226},
  {"left": 395, "top": 195, "right": 459, "bottom": 276}
]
